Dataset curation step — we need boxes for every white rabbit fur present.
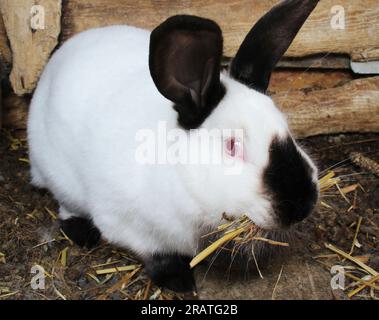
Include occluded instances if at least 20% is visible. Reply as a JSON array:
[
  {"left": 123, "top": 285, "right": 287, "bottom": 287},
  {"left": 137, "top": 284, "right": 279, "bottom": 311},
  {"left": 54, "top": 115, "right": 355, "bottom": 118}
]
[{"left": 28, "top": 25, "right": 317, "bottom": 258}]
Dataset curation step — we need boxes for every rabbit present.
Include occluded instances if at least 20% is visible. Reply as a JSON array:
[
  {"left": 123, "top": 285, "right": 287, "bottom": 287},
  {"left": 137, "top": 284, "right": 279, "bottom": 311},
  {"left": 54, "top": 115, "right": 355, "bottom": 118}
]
[{"left": 28, "top": 0, "right": 320, "bottom": 292}]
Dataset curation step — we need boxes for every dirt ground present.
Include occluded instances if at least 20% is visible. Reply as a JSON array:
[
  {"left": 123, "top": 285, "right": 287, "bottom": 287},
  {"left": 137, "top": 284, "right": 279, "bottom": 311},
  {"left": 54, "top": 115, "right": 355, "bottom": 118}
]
[{"left": 0, "top": 129, "right": 378, "bottom": 300}]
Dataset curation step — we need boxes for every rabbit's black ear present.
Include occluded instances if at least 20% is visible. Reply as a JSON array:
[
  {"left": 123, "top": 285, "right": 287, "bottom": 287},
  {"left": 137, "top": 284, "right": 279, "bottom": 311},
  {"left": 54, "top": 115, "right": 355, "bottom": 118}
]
[
  {"left": 149, "top": 15, "right": 225, "bottom": 129},
  {"left": 230, "top": 0, "right": 319, "bottom": 93}
]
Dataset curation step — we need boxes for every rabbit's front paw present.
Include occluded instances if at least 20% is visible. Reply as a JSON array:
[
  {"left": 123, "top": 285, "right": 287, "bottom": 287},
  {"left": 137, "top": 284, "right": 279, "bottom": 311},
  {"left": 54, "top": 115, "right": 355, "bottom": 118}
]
[
  {"left": 60, "top": 217, "right": 101, "bottom": 249},
  {"left": 145, "top": 253, "right": 196, "bottom": 293}
]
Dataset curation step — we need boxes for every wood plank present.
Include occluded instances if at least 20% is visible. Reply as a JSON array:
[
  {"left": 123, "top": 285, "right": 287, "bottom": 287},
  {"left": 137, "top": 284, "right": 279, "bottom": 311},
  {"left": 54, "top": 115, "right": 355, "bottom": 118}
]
[
  {"left": 278, "top": 55, "right": 351, "bottom": 70},
  {"left": 269, "top": 70, "right": 353, "bottom": 94},
  {"left": 0, "top": 12, "right": 11, "bottom": 66},
  {"left": 61, "top": 0, "right": 379, "bottom": 61},
  {"left": 273, "top": 76, "right": 379, "bottom": 138},
  {"left": 0, "top": 0, "right": 62, "bottom": 95}
]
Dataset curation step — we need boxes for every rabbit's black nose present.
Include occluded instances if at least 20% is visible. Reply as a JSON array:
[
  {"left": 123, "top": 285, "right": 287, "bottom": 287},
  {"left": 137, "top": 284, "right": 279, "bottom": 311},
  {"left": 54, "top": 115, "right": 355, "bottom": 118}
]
[{"left": 263, "top": 136, "right": 319, "bottom": 227}]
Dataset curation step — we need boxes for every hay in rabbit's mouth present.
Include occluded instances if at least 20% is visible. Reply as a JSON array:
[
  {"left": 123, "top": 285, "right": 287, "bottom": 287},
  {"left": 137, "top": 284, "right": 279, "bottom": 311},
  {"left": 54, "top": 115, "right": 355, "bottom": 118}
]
[{"left": 190, "top": 171, "right": 340, "bottom": 268}]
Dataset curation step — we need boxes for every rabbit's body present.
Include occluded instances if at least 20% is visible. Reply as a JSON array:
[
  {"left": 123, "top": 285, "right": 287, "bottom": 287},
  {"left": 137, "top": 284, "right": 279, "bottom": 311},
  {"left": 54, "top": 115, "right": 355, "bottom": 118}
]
[
  {"left": 28, "top": 0, "right": 320, "bottom": 292},
  {"left": 29, "top": 25, "right": 290, "bottom": 257},
  {"left": 29, "top": 26, "right": 205, "bottom": 256}
]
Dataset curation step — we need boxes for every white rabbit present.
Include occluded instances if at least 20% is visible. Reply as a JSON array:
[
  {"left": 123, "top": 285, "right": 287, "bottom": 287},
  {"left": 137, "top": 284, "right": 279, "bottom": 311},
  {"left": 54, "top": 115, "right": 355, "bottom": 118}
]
[{"left": 28, "top": 0, "right": 320, "bottom": 292}]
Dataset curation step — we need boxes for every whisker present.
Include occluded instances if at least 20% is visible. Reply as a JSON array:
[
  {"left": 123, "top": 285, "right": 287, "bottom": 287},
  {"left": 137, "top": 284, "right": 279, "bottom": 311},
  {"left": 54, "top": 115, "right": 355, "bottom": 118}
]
[
  {"left": 319, "top": 150, "right": 379, "bottom": 176},
  {"left": 225, "top": 245, "right": 243, "bottom": 280},
  {"left": 201, "top": 239, "right": 233, "bottom": 283},
  {"left": 318, "top": 138, "right": 379, "bottom": 151},
  {"left": 319, "top": 158, "right": 352, "bottom": 176},
  {"left": 337, "top": 172, "right": 372, "bottom": 179}
]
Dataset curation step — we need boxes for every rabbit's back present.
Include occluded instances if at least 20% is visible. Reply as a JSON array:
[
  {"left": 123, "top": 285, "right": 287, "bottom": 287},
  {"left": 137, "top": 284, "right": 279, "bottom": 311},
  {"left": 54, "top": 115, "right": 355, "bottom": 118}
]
[
  {"left": 29, "top": 25, "right": 172, "bottom": 134},
  {"left": 27, "top": 26, "right": 200, "bottom": 256},
  {"left": 28, "top": 25, "right": 160, "bottom": 190}
]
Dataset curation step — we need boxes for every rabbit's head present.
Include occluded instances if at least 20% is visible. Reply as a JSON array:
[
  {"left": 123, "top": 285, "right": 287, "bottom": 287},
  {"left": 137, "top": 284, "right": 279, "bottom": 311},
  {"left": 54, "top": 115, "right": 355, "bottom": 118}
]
[{"left": 148, "top": 0, "right": 320, "bottom": 230}]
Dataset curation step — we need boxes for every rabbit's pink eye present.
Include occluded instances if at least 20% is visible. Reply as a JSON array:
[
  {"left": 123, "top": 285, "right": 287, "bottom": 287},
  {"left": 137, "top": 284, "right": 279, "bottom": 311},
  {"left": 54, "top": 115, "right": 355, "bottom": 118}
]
[
  {"left": 226, "top": 138, "right": 235, "bottom": 156},
  {"left": 225, "top": 137, "right": 243, "bottom": 158}
]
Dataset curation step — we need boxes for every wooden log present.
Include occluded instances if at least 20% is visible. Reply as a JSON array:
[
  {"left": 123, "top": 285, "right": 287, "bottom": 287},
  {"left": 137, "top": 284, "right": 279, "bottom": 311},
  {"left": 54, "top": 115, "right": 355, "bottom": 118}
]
[
  {"left": 2, "top": 73, "right": 378, "bottom": 138},
  {"left": 0, "top": 0, "right": 62, "bottom": 95},
  {"left": 273, "top": 76, "right": 379, "bottom": 138},
  {"left": 1, "top": 0, "right": 377, "bottom": 96},
  {"left": 61, "top": 0, "right": 379, "bottom": 62},
  {"left": 0, "top": 59, "right": 2, "bottom": 128},
  {"left": 1, "top": 93, "right": 29, "bottom": 129},
  {"left": 277, "top": 55, "right": 351, "bottom": 70},
  {"left": 0, "top": 12, "right": 11, "bottom": 66},
  {"left": 269, "top": 70, "right": 353, "bottom": 94}
]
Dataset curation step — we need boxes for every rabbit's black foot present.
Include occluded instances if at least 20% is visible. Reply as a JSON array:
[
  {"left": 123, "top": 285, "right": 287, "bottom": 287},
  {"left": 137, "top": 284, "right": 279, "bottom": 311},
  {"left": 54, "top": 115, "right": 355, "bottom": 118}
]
[
  {"left": 145, "top": 253, "right": 196, "bottom": 293},
  {"left": 60, "top": 217, "right": 101, "bottom": 249}
]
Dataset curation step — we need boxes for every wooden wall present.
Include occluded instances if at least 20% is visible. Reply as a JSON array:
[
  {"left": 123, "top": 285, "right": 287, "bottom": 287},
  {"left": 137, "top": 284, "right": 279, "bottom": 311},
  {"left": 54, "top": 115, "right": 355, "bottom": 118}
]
[
  {"left": 0, "top": 0, "right": 379, "bottom": 137},
  {"left": 61, "top": 0, "right": 379, "bottom": 61}
]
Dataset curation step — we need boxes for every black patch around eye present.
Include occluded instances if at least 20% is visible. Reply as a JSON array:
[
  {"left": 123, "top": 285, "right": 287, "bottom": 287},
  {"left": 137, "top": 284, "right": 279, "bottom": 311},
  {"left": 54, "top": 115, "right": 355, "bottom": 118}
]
[{"left": 263, "top": 136, "right": 318, "bottom": 227}]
